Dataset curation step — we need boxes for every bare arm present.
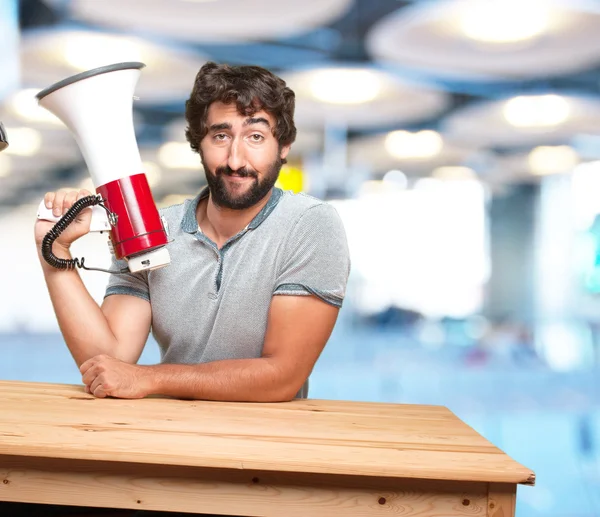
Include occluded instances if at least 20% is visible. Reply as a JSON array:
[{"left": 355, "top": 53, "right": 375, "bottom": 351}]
[
  {"left": 82, "top": 294, "right": 340, "bottom": 402},
  {"left": 36, "top": 189, "right": 151, "bottom": 366}
]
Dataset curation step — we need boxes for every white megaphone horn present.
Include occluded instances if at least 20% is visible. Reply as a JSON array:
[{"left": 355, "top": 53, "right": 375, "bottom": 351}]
[{"left": 36, "top": 62, "right": 170, "bottom": 274}]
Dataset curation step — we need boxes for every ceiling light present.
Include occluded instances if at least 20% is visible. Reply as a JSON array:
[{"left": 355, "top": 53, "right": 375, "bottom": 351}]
[
  {"left": 63, "top": 34, "right": 143, "bottom": 71},
  {"left": 503, "top": 95, "right": 570, "bottom": 128},
  {"left": 432, "top": 166, "right": 477, "bottom": 181},
  {"left": 310, "top": 69, "right": 381, "bottom": 105},
  {"left": 158, "top": 142, "right": 200, "bottom": 169},
  {"left": 385, "top": 130, "right": 443, "bottom": 159},
  {"left": 459, "top": 0, "right": 549, "bottom": 43},
  {"left": 528, "top": 145, "right": 578, "bottom": 175},
  {"left": 3, "top": 127, "right": 41, "bottom": 156},
  {"left": 10, "top": 89, "right": 62, "bottom": 125}
]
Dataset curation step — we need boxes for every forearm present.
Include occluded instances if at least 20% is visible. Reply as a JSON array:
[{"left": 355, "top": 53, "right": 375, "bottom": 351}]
[
  {"left": 38, "top": 244, "right": 118, "bottom": 366},
  {"left": 145, "top": 358, "right": 299, "bottom": 402}
]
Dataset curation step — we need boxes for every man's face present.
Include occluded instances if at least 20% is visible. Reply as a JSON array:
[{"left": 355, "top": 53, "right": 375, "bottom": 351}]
[{"left": 199, "top": 101, "right": 290, "bottom": 210}]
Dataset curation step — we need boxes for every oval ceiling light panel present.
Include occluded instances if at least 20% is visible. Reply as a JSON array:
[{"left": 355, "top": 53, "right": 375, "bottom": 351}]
[
  {"left": 309, "top": 69, "right": 382, "bottom": 105},
  {"left": 442, "top": 94, "right": 600, "bottom": 148},
  {"left": 43, "top": 0, "right": 353, "bottom": 43},
  {"left": 459, "top": 0, "right": 550, "bottom": 44},
  {"left": 366, "top": 0, "right": 600, "bottom": 80},
  {"left": 283, "top": 66, "right": 449, "bottom": 129},
  {"left": 503, "top": 95, "right": 571, "bottom": 128},
  {"left": 20, "top": 29, "right": 209, "bottom": 104}
]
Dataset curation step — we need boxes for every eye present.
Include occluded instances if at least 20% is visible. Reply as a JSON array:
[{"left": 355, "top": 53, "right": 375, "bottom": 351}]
[
  {"left": 249, "top": 133, "right": 264, "bottom": 142},
  {"left": 213, "top": 133, "right": 228, "bottom": 141}
]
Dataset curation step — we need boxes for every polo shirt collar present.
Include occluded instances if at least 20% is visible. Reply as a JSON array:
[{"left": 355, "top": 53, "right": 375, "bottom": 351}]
[{"left": 181, "top": 186, "right": 283, "bottom": 234}]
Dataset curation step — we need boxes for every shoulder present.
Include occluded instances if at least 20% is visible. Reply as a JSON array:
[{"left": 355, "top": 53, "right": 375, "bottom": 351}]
[
  {"left": 276, "top": 190, "right": 343, "bottom": 226},
  {"left": 158, "top": 199, "right": 188, "bottom": 218},
  {"left": 274, "top": 191, "right": 347, "bottom": 244}
]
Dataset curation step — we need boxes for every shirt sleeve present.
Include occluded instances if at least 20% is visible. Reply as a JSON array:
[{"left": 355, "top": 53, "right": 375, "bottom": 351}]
[
  {"left": 273, "top": 202, "right": 351, "bottom": 308},
  {"left": 104, "top": 254, "right": 150, "bottom": 302}
]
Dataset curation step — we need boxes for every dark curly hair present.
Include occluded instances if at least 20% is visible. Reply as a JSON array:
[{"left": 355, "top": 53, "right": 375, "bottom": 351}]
[{"left": 185, "top": 62, "right": 297, "bottom": 155}]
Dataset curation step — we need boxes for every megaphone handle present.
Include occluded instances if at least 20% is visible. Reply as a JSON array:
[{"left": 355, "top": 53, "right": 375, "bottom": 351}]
[
  {"left": 37, "top": 201, "right": 113, "bottom": 232},
  {"left": 40, "top": 195, "right": 127, "bottom": 274}
]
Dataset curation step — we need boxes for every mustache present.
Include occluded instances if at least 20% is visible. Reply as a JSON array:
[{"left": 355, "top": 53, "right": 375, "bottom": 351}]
[{"left": 215, "top": 165, "right": 258, "bottom": 178}]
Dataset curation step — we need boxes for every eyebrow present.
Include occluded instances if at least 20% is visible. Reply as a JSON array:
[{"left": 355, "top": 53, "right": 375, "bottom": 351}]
[
  {"left": 208, "top": 122, "right": 232, "bottom": 132},
  {"left": 208, "top": 117, "right": 271, "bottom": 133},
  {"left": 243, "top": 117, "right": 271, "bottom": 129}
]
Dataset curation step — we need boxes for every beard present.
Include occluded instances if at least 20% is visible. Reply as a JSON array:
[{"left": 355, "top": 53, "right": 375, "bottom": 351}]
[{"left": 202, "top": 155, "right": 283, "bottom": 210}]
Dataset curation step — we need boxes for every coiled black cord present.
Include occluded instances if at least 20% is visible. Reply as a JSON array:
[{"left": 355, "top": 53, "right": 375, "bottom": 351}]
[{"left": 41, "top": 194, "right": 128, "bottom": 274}]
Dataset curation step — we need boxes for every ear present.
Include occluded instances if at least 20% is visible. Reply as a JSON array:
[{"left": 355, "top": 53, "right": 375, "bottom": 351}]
[{"left": 280, "top": 144, "right": 291, "bottom": 160}]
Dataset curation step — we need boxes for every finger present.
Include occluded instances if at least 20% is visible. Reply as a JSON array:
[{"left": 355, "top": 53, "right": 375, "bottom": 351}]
[
  {"left": 76, "top": 188, "right": 91, "bottom": 201},
  {"left": 92, "top": 384, "right": 107, "bottom": 398},
  {"left": 79, "top": 357, "right": 94, "bottom": 375},
  {"left": 84, "top": 384, "right": 91, "bottom": 394},
  {"left": 63, "top": 190, "right": 79, "bottom": 214},
  {"left": 52, "top": 190, "right": 67, "bottom": 217},
  {"left": 90, "top": 376, "right": 107, "bottom": 398},
  {"left": 44, "top": 192, "right": 55, "bottom": 209},
  {"left": 81, "top": 365, "right": 99, "bottom": 386}
]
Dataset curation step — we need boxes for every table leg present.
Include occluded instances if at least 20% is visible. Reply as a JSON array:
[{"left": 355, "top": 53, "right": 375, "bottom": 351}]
[{"left": 488, "top": 483, "right": 517, "bottom": 517}]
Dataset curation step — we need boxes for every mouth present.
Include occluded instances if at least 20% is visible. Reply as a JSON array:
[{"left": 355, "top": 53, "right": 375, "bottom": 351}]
[
  {"left": 223, "top": 173, "right": 255, "bottom": 184},
  {"left": 224, "top": 170, "right": 256, "bottom": 178}
]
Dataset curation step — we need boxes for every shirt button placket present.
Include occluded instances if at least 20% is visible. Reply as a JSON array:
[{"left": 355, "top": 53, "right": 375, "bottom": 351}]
[{"left": 210, "top": 251, "right": 223, "bottom": 299}]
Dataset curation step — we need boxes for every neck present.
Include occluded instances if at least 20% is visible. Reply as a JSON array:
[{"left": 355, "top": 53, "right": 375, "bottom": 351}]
[{"left": 196, "top": 189, "right": 273, "bottom": 248}]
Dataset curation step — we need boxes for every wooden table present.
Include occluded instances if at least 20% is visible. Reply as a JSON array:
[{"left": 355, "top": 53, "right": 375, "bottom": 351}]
[{"left": 0, "top": 381, "right": 534, "bottom": 516}]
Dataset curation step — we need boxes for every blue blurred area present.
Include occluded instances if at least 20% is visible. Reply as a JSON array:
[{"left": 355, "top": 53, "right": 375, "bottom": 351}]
[
  {"left": 0, "top": 0, "right": 20, "bottom": 103},
  {"left": 2, "top": 305, "right": 599, "bottom": 517}
]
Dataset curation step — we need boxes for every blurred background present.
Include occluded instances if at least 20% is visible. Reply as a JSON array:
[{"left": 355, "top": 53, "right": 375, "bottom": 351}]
[{"left": 2, "top": 0, "right": 600, "bottom": 514}]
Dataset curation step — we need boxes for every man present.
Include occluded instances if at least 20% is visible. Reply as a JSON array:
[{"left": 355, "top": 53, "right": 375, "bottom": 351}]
[{"left": 34, "top": 62, "right": 351, "bottom": 404}]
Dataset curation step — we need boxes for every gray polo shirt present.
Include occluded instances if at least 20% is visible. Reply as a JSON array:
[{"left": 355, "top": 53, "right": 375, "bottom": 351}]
[{"left": 105, "top": 187, "right": 351, "bottom": 398}]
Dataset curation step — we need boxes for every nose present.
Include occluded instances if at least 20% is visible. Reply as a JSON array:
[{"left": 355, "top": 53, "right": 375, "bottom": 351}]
[{"left": 227, "top": 137, "right": 246, "bottom": 171}]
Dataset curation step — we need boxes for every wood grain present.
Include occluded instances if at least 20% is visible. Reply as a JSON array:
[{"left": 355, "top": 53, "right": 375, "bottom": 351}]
[
  {"left": 0, "top": 456, "right": 491, "bottom": 516},
  {"left": 0, "top": 381, "right": 535, "bottom": 485},
  {"left": 488, "top": 483, "right": 517, "bottom": 517}
]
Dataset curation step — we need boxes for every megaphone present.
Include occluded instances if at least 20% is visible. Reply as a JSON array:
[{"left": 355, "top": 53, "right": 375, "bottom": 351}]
[{"left": 36, "top": 62, "right": 170, "bottom": 274}]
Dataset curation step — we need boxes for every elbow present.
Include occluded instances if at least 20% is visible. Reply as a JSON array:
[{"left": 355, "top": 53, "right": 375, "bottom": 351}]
[
  {"left": 271, "top": 389, "right": 295, "bottom": 403},
  {"left": 271, "top": 377, "right": 306, "bottom": 402},
  {"left": 261, "top": 358, "right": 307, "bottom": 402}
]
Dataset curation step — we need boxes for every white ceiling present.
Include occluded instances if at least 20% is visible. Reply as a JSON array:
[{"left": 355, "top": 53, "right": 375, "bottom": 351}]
[
  {"left": 2, "top": 0, "right": 600, "bottom": 207},
  {"left": 367, "top": 0, "right": 600, "bottom": 81},
  {"left": 442, "top": 94, "right": 600, "bottom": 148},
  {"left": 20, "top": 29, "right": 208, "bottom": 103},
  {"left": 283, "top": 66, "right": 450, "bottom": 129},
  {"left": 43, "top": 0, "right": 354, "bottom": 43},
  {"left": 348, "top": 132, "right": 474, "bottom": 176}
]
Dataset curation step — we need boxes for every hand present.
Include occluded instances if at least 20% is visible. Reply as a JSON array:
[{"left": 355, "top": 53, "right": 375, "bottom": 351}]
[
  {"left": 80, "top": 354, "right": 152, "bottom": 399},
  {"left": 34, "top": 188, "right": 94, "bottom": 248}
]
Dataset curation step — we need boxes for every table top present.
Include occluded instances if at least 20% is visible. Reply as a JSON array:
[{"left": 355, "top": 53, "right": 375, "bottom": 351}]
[{"left": 0, "top": 380, "right": 535, "bottom": 485}]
